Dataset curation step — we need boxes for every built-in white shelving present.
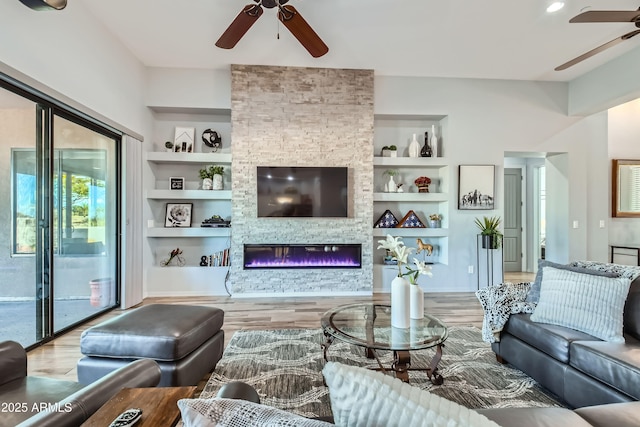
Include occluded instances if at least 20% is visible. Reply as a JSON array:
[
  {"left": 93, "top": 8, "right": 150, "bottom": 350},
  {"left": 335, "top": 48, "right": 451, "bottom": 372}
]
[
  {"left": 146, "top": 190, "right": 232, "bottom": 200},
  {"left": 146, "top": 227, "right": 231, "bottom": 238}
]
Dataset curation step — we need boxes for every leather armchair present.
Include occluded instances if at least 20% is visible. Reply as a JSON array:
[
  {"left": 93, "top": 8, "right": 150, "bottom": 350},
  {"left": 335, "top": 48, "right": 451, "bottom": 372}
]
[{"left": 0, "top": 340, "right": 161, "bottom": 427}]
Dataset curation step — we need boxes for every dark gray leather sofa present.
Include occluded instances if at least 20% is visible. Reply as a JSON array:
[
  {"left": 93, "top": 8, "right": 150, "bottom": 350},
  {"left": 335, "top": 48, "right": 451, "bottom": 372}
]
[
  {"left": 491, "top": 274, "right": 640, "bottom": 408},
  {"left": 0, "top": 340, "right": 162, "bottom": 427},
  {"left": 216, "top": 381, "right": 640, "bottom": 427}
]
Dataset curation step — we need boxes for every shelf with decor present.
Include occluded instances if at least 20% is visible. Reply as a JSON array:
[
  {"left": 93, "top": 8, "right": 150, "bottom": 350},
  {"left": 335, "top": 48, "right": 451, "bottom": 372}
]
[
  {"left": 147, "top": 227, "right": 231, "bottom": 238},
  {"left": 372, "top": 228, "right": 448, "bottom": 238},
  {"left": 146, "top": 190, "right": 232, "bottom": 200},
  {"left": 373, "top": 192, "right": 448, "bottom": 202},
  {"left": 146, "top": 152, "right": 232, "bottom": 165},
  {"left": 144, "top": 112, "right": 233, "bottom": 296},
  {"left": 371, "top": 114, "right": 450, "bottom": 293}
]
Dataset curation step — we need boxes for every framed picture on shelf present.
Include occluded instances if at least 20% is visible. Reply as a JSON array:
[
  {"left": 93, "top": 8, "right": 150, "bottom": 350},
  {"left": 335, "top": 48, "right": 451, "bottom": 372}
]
[
  {"left": 165, "top": 203, "right": 193, "bottom": 227},
  {"left": 169, "top": 177, "right": 185, "bottom": 190},
  {"left": 458, "top": 165, "right": 495, "bottom": 210},
  {"left": 174, "top": 127, "right": 195, "bottom": 153}
]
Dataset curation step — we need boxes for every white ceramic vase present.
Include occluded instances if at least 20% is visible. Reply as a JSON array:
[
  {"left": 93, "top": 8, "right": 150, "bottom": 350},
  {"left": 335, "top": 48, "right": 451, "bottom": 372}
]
[
  {"left": 202, "top": 178, "right": 213, "bottom": 190},
  {"left": 212, "top": 174, "right": 223, "bottom": 190},
  {"left": 410, "top": 284, "right": 424, "bottom": 319},
  {"left": 391, "top": 276, "right": 410, "bottom": 328},
  {"left": 431, "top": 125, "right": 438, "bottom": 158},
  {"left": 408, "top": 133, "right": 420, "bottom": 158},
  {"left": 386, "top": 175, "right": 397, "bottom": 193}
]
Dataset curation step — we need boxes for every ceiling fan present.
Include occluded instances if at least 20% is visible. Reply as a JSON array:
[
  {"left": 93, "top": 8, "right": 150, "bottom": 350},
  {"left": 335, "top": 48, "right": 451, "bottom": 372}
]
[
  {"left": 555, "top": 7, "right": 640, "bottom": 71},
  {"left": 215, "top": 0, "right": 328, "bottom": 58}
]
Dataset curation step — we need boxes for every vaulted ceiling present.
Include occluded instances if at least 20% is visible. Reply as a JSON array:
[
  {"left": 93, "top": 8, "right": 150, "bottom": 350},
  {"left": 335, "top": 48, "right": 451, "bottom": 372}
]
[{"left": 79, "top": 0, "right": 640, "bottom": 82}]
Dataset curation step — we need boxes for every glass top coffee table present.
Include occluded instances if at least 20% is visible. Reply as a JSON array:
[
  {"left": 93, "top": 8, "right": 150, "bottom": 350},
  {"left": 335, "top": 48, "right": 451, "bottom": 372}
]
[{"left": 320, "top": 303, "right": 448, "bottom": 384}]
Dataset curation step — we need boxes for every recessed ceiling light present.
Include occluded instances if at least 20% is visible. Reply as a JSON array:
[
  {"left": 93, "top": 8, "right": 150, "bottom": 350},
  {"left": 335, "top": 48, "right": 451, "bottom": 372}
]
[{"left": 547, "top": 2, "right": 565, "bottom": 13}]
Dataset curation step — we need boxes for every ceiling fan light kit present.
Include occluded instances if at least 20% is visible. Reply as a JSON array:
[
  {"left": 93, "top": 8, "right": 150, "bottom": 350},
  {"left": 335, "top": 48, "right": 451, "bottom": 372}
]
[
  {"left": 216, "top": 0, "right": 328, "bottom": 58},
  {"left": 556, "top": 7, "right": 640, "bottom": 70},
  {"left": 18, "top": 0, "right": 67, "bottom": 10}
]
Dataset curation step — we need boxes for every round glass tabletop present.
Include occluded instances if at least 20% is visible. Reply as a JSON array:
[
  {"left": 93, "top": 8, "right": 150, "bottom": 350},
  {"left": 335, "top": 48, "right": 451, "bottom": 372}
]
[{"left": 320, "top": 303, "right": 448, "bottom": 351}]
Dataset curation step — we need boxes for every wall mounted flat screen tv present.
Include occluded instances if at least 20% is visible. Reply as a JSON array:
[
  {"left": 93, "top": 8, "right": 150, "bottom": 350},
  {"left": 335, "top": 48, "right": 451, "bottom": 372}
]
[{"left": 257, "top": 166, "right": 348, "bottom": 218}]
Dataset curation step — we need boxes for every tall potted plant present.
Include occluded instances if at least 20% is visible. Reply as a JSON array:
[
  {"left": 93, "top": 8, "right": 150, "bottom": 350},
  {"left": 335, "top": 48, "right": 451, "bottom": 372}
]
[{"left": 474, "top": 216, "right": 503, "bottom": 249}]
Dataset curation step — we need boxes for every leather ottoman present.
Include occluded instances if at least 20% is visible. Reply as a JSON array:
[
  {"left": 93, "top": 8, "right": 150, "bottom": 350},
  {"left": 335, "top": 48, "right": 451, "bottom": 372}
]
[{"left": 77, "top": 304, "right": 224, "bottom": 386}]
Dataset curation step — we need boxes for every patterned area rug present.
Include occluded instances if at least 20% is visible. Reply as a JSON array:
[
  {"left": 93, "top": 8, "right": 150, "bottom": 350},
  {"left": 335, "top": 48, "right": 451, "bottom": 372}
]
[{"left": 201, "top": 326, "right": 561, "bottom": 419}]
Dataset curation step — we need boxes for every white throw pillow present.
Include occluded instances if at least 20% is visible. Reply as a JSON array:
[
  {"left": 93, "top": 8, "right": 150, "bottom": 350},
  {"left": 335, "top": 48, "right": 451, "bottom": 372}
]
[
  {"left": 178, "top": 397, "right": 333, "bottom": 427},
  {"left": 322, "top": 362, "right": 500, "bottom": 427},
  {"left": 530, "top": 266, "right": 631, "bottom": 342}
]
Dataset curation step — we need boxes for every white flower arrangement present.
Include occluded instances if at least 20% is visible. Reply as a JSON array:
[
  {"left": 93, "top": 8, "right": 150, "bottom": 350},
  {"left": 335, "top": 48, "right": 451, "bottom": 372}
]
[{"left": 377, "top": 234, "right": 433, "bottom": 284}]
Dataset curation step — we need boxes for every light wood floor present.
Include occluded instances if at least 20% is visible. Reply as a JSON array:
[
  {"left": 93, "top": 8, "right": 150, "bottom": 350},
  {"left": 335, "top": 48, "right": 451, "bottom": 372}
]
[
  {"left": 25, "top": 272, "right": 534, "bottom": 382},
  {"left": 26, "top": 292, "right": 491, "bottom": 382}
]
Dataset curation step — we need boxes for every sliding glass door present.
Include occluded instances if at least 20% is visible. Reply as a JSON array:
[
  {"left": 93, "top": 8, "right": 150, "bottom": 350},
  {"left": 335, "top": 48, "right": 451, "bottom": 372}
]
[
  {"left": 0, "top": 82, "right": 120, "bottom": 348},
  {"left": 52, "top": 115, "right": 118, "bottom": 332}
]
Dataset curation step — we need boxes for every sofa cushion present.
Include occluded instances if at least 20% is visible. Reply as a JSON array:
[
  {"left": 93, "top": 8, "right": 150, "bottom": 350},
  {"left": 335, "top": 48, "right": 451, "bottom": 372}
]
[
  {"left": 322, "top": 361, "right": 500, "bottom": 427},
  {"left": 570, "top": 337, "right": 640, "bottom": 400},
  {"left": 526, "top": 259, "right": 619, "bottom": 304},
  {"left": 177, "top": 398, "right": 332, "bottom": 427},
  {"left": 530, "top": 267, "right": 631, "bottom": 343},
  {"left": 574, "top": 402, "right": 640, "bottom": 427},
  {"left": 478, "top": 407, "right": 593, "bottom": 427},
  {"left": 80, "top": 304, "right": 224, "bottom": 361},
  {"left": 570, "top": 261, "right": 640, "bottom": 340},
  {"left": 504, "top": 314, "right": 597, "bottom": 363}
]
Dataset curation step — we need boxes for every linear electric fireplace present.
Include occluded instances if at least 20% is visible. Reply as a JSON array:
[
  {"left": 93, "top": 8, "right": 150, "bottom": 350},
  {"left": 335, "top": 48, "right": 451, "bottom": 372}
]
[{"left": 244, "top": 244, "right": 362, "bottom": 269}]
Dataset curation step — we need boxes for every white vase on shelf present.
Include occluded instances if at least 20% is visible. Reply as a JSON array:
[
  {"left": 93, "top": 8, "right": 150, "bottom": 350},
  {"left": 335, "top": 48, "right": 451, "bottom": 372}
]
[
  {"left": 391, "top": 276, "right": 410, "bottom": 328},
  {"left": 212, "top": 174, "right": 223, "bottom": 190},
  {"left": 430, "top": 125, "right": 438, "bottom": 158},
  {"left": 410, "top": 284, "right": 424, "bottom": 319},
  {"left": 408, "top": 133, "right": 420, "bottom": 158},
  {"left": 386, "top": 175, "right": 397, "bottom": 192}
]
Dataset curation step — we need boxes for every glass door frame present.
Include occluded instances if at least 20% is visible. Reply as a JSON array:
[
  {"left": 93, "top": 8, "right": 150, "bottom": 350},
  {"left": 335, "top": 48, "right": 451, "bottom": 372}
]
[{"left": 1, "top": 77, "right": 123, "bottom": 350}]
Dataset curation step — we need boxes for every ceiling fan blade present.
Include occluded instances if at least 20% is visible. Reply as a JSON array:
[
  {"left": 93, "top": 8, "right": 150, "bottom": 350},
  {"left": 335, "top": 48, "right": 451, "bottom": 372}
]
[
  {"left": 278, "top": 5, "right": 328, "bottom": 58},
  {"left": 215, "top": 4, "right": 263, "bottom": 49},
  {"left": 555, "top": 29, "right": 640, "bottom": 71},
  {"left": 570, "top": 10, "right": 640, "bottom": 23}
]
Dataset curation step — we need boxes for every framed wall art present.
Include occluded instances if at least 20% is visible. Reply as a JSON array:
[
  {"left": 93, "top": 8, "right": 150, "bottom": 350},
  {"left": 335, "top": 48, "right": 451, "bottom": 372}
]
[
  {"left": 169, "top": 177, "right": 185, "bottom": 190},
  {"left": 165, "top": 203, "right": 193, "bottom": 227},
  {"left": 174, "top": 127, "right": 195, "bottom": 153},
  {"left": 458, "top": 165, "right": 495, "bottom": 210}
]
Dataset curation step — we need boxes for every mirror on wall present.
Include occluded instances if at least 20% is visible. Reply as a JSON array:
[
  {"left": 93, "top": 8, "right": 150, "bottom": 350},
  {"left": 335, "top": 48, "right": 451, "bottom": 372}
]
[{"left": 612, "top": 159, "right": 640, "bottom": 217}]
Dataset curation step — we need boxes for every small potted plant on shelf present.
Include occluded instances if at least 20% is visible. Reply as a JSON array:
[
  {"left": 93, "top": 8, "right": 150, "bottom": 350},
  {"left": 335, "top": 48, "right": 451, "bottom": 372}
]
[
  {"left": 474, "top": 216, "right": 503, "bottom": 249},
  {"left": 199, "top": 165, "right": 224, "bottom": 190},
  {"left": 414, "top": 176, "right": 431, "bottom": 193},
  {"left": 428, "top": 213, "right": 442, "bottom": 228},
  {"left": 381, "top": 145, "right": 398, "bottom": 157},
  {"left": 164, "top": 141, "right": 174, "bottom": 152}
]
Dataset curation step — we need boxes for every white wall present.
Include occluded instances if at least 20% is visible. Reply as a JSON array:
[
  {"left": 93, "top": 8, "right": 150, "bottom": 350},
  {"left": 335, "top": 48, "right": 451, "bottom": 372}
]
[
  {"left": 0, "top": 2, "right": 150, "bottom": 136},
  {"left": 569, "top": 46, "right": 640, "bottom": 117},
  {"left": 608, "top": 99, "right": 640, "bottom": 245}
]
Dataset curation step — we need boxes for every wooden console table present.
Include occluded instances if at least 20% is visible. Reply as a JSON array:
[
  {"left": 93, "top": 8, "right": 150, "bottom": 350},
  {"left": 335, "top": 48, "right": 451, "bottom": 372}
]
[{"left": 81, "top": 386, "right": 196, "bottom": 427}]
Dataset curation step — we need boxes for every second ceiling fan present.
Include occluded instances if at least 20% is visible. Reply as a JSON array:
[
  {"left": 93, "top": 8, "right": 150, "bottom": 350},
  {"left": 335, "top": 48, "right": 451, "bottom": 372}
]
[
  {"left": 556, "top": 7, "right": 640, "bottom": 70},
  {"left": 215, "top": 0, "right": 328, "bottom": 58}
]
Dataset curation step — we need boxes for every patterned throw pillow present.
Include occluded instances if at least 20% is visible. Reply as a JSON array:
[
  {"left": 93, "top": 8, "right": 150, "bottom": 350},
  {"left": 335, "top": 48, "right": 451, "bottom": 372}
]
[
  {"left": 322, "top": 362, "right": 500, "bottom": 427},
  {"left": 178, "top": 398, "right": 333, "bottom": 427},
  {"left": 526, "top": 259, "right": 619, "bottom": 304},
  {"left": 530, "top": 266, "right": 631, "bottom": 342}
]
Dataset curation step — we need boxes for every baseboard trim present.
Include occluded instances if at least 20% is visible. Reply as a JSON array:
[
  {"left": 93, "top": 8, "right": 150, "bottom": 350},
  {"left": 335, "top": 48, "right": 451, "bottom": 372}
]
[{"left": 230, "top": 290, "right": 373, "bottom": 298}]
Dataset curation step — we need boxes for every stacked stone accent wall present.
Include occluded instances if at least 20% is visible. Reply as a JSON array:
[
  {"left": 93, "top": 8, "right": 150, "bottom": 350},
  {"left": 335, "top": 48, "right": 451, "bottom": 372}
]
[{"left": 230, "top": 65, "right": 374, "bottom": 294}]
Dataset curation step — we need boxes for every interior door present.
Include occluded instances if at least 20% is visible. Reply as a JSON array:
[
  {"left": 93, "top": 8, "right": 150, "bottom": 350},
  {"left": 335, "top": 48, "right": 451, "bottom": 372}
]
[{"left": 504, "top": 168, "right": 522, "bottom": 272}]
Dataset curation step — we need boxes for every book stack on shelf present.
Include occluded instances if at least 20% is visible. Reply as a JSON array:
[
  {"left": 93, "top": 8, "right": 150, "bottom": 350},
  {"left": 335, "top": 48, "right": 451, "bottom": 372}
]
[{"left": 201, "top": 248, "right": 230, "bottom": 267}]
